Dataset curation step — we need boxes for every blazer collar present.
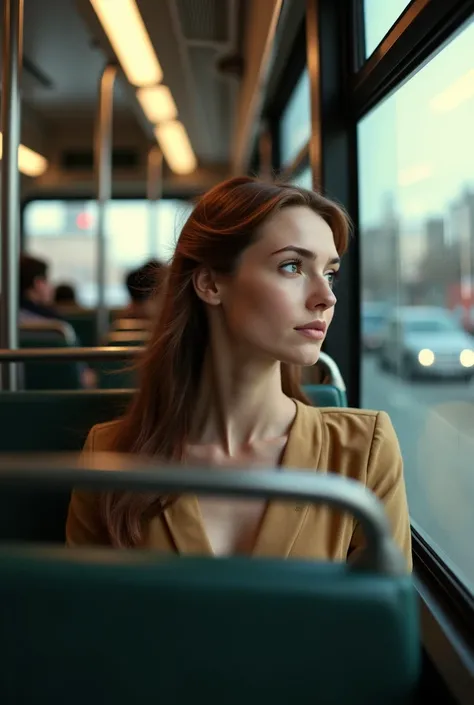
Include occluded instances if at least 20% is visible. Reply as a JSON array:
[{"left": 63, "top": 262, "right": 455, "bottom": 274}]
[{"left": 163, "top": 400, "right": 323, "bottom": 557}]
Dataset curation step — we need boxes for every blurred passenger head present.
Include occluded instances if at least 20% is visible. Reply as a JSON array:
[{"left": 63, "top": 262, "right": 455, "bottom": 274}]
[
  {"left": 54, "top": 283, "right": 77, "bottom": 305},
  {"left": 124, "top": 259, "right": 165, "bottom": 319},
  {"left": 104, "top": 177, "right": 351, "bottom": 546},
  {"left": 19, "top": 254, "right": 52, "bottom": 305},
  {"left": 125, "top": 260, "right": 161, "bottom": 302}
]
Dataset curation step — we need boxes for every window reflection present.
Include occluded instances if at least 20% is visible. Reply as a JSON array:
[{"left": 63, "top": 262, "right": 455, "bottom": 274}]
[
  {"left": 290, "top": 166, "right": 313, "bottom": 190},
  {"left": 358, "top": 17, "right": 474, "bottom": 592},
  {"left": 280, "top": 70, "right": 311, "bottom": 167},
  {"left": 364, "top": 0, "right": 410, "bottom": 57},
  {"left": 24, "top": 199, "right": 192, "bottom": 307}
]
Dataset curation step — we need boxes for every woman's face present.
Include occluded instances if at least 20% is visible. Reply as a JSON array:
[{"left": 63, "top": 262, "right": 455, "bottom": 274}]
[{"left": 216, "top": 206, "right": 341, "bottom": 366}]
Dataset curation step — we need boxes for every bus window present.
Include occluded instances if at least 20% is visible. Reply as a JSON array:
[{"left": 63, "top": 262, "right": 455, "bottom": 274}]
[
  {"left": 290, "top": 167, "right": 312, "bottom": 190},
  {"left": 363, "top": 0, "right": 411, "bottom": 58},
  {"left": 23, "top": 198, "right": 192, "bottom": 308},
  {"left": 358, "top": 16, "right": 474, "bottom": 593},
  {"left": 279, "top": 69, "right": 311, "bottom": 168}
]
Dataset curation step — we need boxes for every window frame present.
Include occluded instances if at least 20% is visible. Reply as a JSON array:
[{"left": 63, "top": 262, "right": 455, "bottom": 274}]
[
  {"left": 263, "top": 17, "right": 309, "bottom": 180},
  {"left": 265, "top": 0, "right": 474, "bottom": 692},
  {"left": 353, "top": 0, "right": 474, "bottom": 118}
]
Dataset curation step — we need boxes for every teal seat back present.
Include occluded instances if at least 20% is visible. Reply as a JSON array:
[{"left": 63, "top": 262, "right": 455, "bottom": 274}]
[
  {"left": 0, "top": 391, "right": 132, "bottom": 543},
  {"left": 0, "top": 547, "right": 419, "bottom": 705},
  {"left": 97, "top": 361, "right": 137, "bottom": 389},
  {"left": 63, "top": 311, "right": 98, "bottom": 347},
  {"left": 304, "top": 383, "right": 347, "bottom": 407},
  {"left": 63, "top": 310, "right": 126, "bottom": 347},
  {"left": 0, "top": 390, "right": 131, "bottom": 453},
  {"left": 19, "top": 328, "right": 82, "bottom": 391}
]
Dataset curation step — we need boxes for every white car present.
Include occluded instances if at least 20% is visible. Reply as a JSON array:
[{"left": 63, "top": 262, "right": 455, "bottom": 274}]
[{"left": 378, "top": 306, "right": 474, "bottom": 380}]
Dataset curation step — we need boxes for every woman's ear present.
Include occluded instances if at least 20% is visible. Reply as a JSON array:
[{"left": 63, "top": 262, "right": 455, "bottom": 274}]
[{"left": 192, "top": 266, "right": 222, "bottom": 306}]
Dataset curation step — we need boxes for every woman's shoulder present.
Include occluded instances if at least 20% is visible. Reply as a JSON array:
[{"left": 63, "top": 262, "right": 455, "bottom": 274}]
[
  {"left": 296, "top": 400, "right": 395, "bottom": 436},
  {"left": 318, "top": 405, "right": 395, "bottom": 435},
  {"left": 289, "top": 401, "right": 399, "bottom": 473},
  {"left": 83, "top": 419, "right": 121, "bottom": 452}
]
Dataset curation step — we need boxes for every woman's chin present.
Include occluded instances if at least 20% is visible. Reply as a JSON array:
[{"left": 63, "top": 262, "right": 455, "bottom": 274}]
[{"left": 280, "top": 348, "right": 322, "bottom": 367}]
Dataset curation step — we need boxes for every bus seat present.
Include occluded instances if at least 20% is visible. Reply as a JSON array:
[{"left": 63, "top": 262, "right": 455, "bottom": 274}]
[
  {"left": 63, "top": 311, "right": 98, "bottom": 347},
  {"left": 105, "top": 330, "right": 151, "bottom": 346},
  {"left": 0, "top": 390, "right": 132, "bottom": 542},
  {"left": 97, "top": 361, "right": 137, "bottom": 389},
  {"left": 63, "top": 310, "right": 123, "bottom": 347},
  {"left": 111, "top": 317, "right": 150, "bottom": 332},
  {"left": 19, "top": 322, "right": 82, "bottom": 390},
  {"left": 0, "top": 546, "right": 419, "bottom": 705},
  {"left": 0, "top": 390, "right": 131, "bottom": 452},
  {"left": 304, "top": 384, "right": 347, "bottom": 407},
  {"left": 95, "top": 332, "right": 150, "bottom": 386}
]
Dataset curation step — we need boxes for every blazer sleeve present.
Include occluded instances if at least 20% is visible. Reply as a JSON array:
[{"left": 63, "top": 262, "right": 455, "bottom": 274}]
[
  {"left": 65, "top": 426, "right": 110, "bottom": 547},
  {"left": 349, "top": 411, "right": 412, "bottom": 570}
]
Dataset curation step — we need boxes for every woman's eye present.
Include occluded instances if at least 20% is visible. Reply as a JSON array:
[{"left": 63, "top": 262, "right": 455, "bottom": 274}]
[
  {"left": 280, "top": 260, "right": 302, "bottom": 274},
  {"left": 325, "top": 270, "right": 339, "bottom": 288}
]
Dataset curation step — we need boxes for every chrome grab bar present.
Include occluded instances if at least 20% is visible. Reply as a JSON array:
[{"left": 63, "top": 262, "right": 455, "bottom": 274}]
[
  {"left": 0, "top": 346, "right": 143, "bottom": 362},
  {"left": 0, "top": 452, "right": 406, "bottom": 575}
]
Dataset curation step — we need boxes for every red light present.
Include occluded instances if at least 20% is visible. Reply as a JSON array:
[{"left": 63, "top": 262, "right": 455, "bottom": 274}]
[{"left": 76, "top": 212, "right": 92, "bottom": 230}]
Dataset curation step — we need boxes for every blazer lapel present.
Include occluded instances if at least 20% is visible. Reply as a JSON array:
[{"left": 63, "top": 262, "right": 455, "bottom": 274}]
[
  {"left": 163, "top": 495, "right": 214, "bottom": 555},
  {"left": 252, "top": 401, "right": 323, "bottom": 558}
]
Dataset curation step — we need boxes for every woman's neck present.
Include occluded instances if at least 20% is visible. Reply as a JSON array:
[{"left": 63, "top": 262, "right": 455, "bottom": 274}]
[{"left": 190, "top": 343, "right": 296, "bottom": 458}]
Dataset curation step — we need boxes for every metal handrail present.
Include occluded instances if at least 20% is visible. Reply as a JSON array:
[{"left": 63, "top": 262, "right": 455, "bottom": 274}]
[
  {"left": 319, "top": 351, "right": 346, "bottom": 392},
  {"left": 0, "top": 347, "right": 346, "bottom": 393},
  {"left": 0, "top": 346, "right": 142, "bottom": 362},
  {"left": 0, "top": 452, "right": 406, "bottom": 575}
]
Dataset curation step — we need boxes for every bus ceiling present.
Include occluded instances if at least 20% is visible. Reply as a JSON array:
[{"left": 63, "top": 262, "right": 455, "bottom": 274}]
[{"left": 12, "top": 0, "right": 305, "bottom": 197}]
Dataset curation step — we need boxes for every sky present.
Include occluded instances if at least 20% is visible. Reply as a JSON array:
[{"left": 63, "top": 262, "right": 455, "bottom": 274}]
[{"left": 358, "top": 14, "right": 474, "bottom": 229}]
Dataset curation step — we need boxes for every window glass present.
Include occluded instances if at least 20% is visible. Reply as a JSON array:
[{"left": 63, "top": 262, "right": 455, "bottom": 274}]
[
  {"left": 290, "top": 166, "right": 313, "bottom": 190},
  {"left": 358, "top": 17, "right": 474, "bottom": 592},
  {"left": 280, "top": 70, "right": 311, "bottom": 167},
  {"left": 364, "top": 0, "right": 411, "bottom": 57},
  {"left": 24, "top": 198, "right": 192, "bottom": 308}
]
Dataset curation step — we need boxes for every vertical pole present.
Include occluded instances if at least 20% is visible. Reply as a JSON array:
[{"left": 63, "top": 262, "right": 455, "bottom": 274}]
[
  {"left": 94, "top": 64, "right": 116, "bottom": 343},
  {"left": 146, "top": 146, "right": 163, "bottom": 259},
  {"left": 0, "top": 0, "right": 23, "bottom": 391},
  {"left": 306, "top": 0, "right": 322, "bottom": 192},
  {"left": 305, "top": 0, "right": 360, "bottom": 405},
  {"left": 258, "top": 123, "right": 273, "bottom": 182},
  {"left": 304, "top": 0, "right": 322, "bottom": 385}
]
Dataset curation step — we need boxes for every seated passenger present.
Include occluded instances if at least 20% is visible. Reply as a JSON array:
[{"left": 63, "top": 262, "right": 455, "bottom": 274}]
[
  {"left": 19, "top": 254, "right": 97, "bottom": 389},
  {"left": 121, "top": 259, "right": 166, "bottom": 325},
  {"left": 20, "top": 254, "right": 61, "bottom": 322},
  {"left": 66, "top": 176, "right": 411, "bottom": 568},
  {"left": 54, "top": 283, "right": 82, "bottom": 312}
]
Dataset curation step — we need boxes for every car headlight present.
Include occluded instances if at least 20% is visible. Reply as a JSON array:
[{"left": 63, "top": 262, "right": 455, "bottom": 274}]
[
  {"left": 418, "top": 348, "right": 435, "bottom": 366},
  {"left": 460, "top": 349, "right": 474, "bottom": 368}
]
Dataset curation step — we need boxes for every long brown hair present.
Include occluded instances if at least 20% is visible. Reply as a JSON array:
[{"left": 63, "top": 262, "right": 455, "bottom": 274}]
[{"left": 102, "top": 176, "right": 351, "bottom": 546}]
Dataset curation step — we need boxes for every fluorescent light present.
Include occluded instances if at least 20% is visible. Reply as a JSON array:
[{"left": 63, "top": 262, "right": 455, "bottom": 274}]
[
  {"left": 154, "top": 120, "right": 197, "bottom": 175},
  {"left": 18, "top": 144, "right": 48, "bottom": 177},
  {"left": 90, "top": 0, "right": 162, "bottom": 87},
  {"left": 0, "top": 133, "right": 48, "bottom": 177},
  {"left": 137, "top": 85, "right": 178, "bottom": 123},
  {"left": 430, "top": 69, "right": 474, "bottom": 113}
]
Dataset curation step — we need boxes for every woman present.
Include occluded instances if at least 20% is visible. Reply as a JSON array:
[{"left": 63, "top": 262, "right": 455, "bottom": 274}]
[{"left": 66, "top": 177, "right": 411, "bottom": 568}]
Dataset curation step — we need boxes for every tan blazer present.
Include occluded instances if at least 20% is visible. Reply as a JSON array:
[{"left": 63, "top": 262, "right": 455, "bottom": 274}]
[{"left": 66, "top": 401, "right": 412, "bottom": 569}]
